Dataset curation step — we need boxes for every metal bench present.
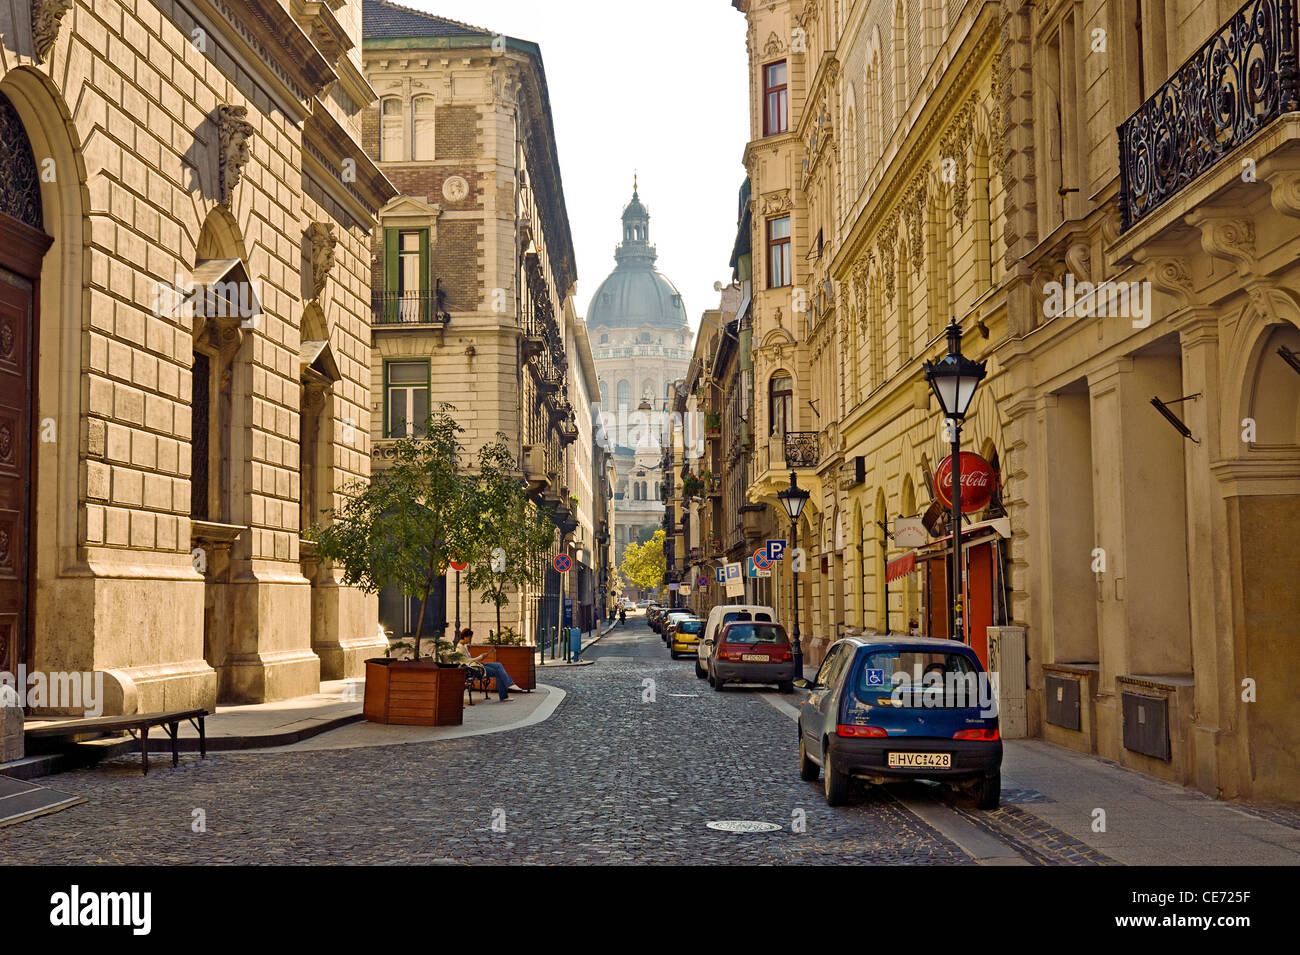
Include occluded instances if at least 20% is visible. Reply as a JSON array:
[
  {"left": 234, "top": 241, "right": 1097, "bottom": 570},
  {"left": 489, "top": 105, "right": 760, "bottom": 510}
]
[{"left": 24, "top": 709, "right": 209, "bottom": 775}]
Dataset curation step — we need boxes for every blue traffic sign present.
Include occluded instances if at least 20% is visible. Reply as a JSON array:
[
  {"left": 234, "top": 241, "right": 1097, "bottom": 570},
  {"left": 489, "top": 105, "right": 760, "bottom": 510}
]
[{"left": 766, "top": 539, "right": 787, "bottom": 561}]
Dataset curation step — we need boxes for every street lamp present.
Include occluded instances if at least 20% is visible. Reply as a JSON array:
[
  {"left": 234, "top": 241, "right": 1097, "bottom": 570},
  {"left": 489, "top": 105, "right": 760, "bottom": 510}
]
[
  {"left": 922, "top": 318, "right": 987, "bottom": 645},
  {"left": 777, "top": 469, "right": 810, "bottom": 677}
]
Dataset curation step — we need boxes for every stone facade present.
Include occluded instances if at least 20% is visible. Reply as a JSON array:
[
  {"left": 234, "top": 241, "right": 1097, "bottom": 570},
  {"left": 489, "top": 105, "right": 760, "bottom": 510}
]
[
  {"left": 0, "top": 0, "right": 393, "bottom": 715},
  {"left": 730, "top": 0, "right": 1300, "bottom": 804}
]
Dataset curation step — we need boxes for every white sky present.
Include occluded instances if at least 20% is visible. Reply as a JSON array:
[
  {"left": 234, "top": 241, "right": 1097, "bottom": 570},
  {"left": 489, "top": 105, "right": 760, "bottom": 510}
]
[{"left": 389, "top": 0, "right": 751, "bottom": 332}]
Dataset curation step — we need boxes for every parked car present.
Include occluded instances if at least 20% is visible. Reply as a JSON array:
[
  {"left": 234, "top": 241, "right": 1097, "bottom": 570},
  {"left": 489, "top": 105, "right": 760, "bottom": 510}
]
[
  {"left": 796, "top": 636, "right": 1002, "bottom": 808},
  {"left": 706, "top": 621, "right": 796, "bottom": 693},
  {"left": 661, "top": 611, "right": 693, "bottom": 645},
  {"left": 695, "top": 604, "right": 776, "bottom": 679},
  {"left": 647, "top": 606, "right": 663, "bottom": 631},
  {"left": 669, "top": 617, "right": 705, "bottom": 659}
]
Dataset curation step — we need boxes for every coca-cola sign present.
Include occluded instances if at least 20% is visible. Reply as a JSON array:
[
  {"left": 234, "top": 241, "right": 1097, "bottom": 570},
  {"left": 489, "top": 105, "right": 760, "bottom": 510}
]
[{"left": 934, "top": 452, "right": 996, "bottom": 511}]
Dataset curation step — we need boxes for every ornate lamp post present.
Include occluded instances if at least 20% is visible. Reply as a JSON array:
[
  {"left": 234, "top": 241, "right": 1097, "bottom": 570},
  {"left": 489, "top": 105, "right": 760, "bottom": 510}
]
[
  {"left": 922, "top": 318, "right": 987, "bottom": 643},
  {"left": 777, "top": 470, "right": 810, "bottom": 676}
]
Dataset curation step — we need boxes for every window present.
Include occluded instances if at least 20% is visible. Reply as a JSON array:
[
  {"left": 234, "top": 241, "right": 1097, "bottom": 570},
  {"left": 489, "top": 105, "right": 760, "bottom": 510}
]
[
  {"left": 600, "top": 334, "right": 609, "bottom": 344},
  {"left": 412, "top": 96, "right": 435, "bottom": 161},
  {"left": 617, "top": 379, "right": 631, "bottom": 409},
  {"left": 767, "top": 216, "right": 791, "bottom": 288},
  {"left": 381, "top": 97, "right": 404, "bottom": 161},
  {"left": 763, "top": 60, "right": 788, "bottom": 135},
  {"left": 398, "top": 231, "right": 422, "bottom": 293},
  {"left": 769, "top": 374, "right": 793, "bottom": 437},
  {"left": 385, "top": 360, "right": 429, "bottom": 438}
]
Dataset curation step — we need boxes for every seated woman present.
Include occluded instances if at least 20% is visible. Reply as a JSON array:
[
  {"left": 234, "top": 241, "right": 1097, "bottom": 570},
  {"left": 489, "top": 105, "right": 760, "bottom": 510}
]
[{"left": 441, "top": 629, "right": 520, "bottom": 702}]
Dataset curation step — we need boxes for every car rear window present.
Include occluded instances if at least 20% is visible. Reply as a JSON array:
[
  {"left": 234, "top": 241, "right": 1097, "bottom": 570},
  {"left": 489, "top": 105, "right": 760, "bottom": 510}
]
[
  {"left": 853, "top": 650, "right": 982, "bottom": 707},
  {"left": 721, "top": 611, "right": 752, "bottom": 624},
  {"left": 677, "top": 620, "right": 703, "bottom": 634},
  {"left": 721, "top": 623, "right": 788, "bottom": 645}
]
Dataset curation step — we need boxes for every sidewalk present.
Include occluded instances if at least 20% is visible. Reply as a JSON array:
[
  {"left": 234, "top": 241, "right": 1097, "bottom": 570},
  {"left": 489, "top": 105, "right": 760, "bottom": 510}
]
[
  {"left": 538, "top": 618, "right": 619, "bottom": 666},
  {"left": 12, "top": 678, "right": 565, "bottom": 768},
  {"left": 1000, "top": 740, "right": 1300, "bottom": 865}
]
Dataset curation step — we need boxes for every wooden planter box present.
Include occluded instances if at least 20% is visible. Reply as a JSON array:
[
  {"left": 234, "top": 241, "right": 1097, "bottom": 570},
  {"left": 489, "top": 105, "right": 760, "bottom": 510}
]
[
  {"left": 475, "top": 645, "right": 537, "bottom": 691},
  {"left": 363, "top": 659, "right": 464, "bottom": 726}
]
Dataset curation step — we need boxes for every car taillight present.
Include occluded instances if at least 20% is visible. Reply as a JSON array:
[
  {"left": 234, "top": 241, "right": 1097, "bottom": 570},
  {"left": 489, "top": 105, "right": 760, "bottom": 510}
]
[
  {"left": 953, "top": 728, "right": 1000, "bottom": 741},
  {"left": 837, "top": 724, "right": 887, "bottom": 738}
]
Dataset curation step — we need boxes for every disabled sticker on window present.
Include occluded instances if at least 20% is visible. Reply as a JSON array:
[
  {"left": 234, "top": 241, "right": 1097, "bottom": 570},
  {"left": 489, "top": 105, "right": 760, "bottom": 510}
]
[{"left": 864, "top": 669, "right": 885, "bottom": 687}]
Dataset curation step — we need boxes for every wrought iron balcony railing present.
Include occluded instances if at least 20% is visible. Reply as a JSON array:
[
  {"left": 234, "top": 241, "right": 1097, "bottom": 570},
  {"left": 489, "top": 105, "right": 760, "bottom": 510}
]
[
  {"left": 1118, "top": 0, "right": 1300, "bottom": 231},
  {"left": 783, "top": 431, "right": 820, "bottom": 468},
  {"left": 372, "top": 290, "right": 448, "bottom": 326}
]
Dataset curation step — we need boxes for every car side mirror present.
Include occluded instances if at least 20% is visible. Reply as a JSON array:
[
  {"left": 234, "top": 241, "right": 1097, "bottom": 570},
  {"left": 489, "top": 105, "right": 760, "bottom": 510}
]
[{"left": 793, "top": 678, "right": 813, "bottom": 690}]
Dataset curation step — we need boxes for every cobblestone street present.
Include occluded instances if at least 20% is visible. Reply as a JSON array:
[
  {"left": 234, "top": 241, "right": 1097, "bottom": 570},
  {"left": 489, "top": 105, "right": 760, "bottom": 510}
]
[{"left": 1, "top": 616, "right": 977, "bottom": 865}]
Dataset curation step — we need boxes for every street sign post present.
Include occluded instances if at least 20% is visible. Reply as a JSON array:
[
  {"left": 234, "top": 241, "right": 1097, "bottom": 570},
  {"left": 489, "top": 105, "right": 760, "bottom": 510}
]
[
  {"left": 724, "top": 561, "right": 744, "bottom": 598},
  {"left": 766, "top": 539, "right": 787, "bottom": 562}
]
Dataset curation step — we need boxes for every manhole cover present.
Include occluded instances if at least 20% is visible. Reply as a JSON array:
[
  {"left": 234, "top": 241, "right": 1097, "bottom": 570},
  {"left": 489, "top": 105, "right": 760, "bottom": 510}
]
[{"left": 706, "top": 820, "right": 782, "bottom": 833}]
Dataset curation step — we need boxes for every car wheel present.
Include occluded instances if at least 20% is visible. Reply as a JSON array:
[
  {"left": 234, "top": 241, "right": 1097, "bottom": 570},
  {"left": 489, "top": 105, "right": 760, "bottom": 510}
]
[
  {"left": 798, "top": 733, "right": 819, "bottom": 782},
  {"left": 778, "top": 680, "right": 794, "bottom": 695},
  {"left": 823, "top": 742, "right": 851, "bottom": 806},
  {"left": 973, "top": 771, "right": 1001, "bottom": 811},
  {"left": 694, "top": 658, "right": 707, "bottom": 679},
  {"left": 669, "top": 650, "right": 678, "bottom": 659}
]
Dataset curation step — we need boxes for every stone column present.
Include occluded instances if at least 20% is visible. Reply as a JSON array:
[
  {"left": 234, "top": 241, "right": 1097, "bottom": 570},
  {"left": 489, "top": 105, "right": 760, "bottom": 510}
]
[{"left": 1173, "top": 308, "right": 1239, "bottom": 798}]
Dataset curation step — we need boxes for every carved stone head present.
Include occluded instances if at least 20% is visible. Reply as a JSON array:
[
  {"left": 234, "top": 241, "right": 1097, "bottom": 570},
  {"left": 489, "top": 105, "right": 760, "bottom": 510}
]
[
  {"left": 307, "top": 221, "right": 337, "bottom": 302},
  {"left": 217, "top": 105, "right": 255, "bottom": 205}
]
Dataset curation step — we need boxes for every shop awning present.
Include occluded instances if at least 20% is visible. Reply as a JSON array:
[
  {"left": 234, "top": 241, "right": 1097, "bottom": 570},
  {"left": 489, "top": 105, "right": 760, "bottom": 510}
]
[{"left": 885, "top": 552, "right": 915, "bottom": 582}]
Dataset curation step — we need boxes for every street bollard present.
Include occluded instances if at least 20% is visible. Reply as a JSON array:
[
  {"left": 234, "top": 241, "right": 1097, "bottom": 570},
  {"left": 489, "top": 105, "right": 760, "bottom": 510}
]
[{"left": 569, "top": 626, "right": 580, "bottom": 662}]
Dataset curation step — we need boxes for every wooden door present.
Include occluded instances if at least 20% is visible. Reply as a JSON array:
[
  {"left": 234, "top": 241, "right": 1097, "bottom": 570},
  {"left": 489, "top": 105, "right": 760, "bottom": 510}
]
[
  {"left": 965, "top": 542, "right": 995, "bottom": 667},
  {"left": 0, "top": 267, "right": 34, "bottom": 675}
]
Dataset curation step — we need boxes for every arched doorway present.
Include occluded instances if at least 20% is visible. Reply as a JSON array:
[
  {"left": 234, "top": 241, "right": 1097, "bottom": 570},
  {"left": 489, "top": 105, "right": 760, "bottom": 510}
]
[{"left": 0, "top": 91, "right": 53, "bottom": 675}]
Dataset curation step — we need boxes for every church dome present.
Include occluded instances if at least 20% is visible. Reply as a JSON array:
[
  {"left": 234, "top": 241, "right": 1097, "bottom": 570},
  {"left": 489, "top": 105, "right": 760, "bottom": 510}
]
[{"left": 587, "top": 185, "right": 688, "bottom": 330}]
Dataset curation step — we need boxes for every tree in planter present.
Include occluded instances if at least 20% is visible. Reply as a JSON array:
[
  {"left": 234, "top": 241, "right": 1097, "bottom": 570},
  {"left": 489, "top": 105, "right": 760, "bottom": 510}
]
[
  {"left": 309, "top": 410, "right": 477, "bottom": 659},
  {"left": 620, "top": 529, "right": 666, "bottom": 594},
  {"left": 464, "top": 444, "right": 558, "bottom": 643}
]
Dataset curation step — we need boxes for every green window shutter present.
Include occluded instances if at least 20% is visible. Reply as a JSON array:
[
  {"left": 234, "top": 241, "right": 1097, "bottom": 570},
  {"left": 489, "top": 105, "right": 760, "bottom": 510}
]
[
  {"left": 418, "top": 228, "right": 431, "bottom": 321},
  {"left": 383, "top": 228, "right": 399, "bottom": 323}
]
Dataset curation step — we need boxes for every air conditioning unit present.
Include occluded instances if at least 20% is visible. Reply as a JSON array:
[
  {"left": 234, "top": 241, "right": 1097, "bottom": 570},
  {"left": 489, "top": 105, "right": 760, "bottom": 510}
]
[
  {"left": 986, "top": 626, "right": 1027, "bottom": 738},
  {"left": 522, "top": 445, "right": 546, "bottom": 488}
]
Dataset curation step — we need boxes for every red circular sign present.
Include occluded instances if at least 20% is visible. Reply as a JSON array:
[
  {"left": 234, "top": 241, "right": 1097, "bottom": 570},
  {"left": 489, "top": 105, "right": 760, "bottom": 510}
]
[
  {"left": 934, "top": 453, "right": 996, "bottom": 511},
  {"left": 753, "top": 548, "right": 772, "bottom": 570},
  {"left": 449, "top": 557, "right": 467, "bottom": 572},
  {"left": 553, "top": 553, "right": 572, "bottom": 573}
]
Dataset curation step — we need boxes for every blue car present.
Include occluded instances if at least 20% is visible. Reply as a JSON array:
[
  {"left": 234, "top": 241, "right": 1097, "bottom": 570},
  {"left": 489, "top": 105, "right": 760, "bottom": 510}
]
[{"left": 796, "top": 636, "right": 1002, "bottom": 808}]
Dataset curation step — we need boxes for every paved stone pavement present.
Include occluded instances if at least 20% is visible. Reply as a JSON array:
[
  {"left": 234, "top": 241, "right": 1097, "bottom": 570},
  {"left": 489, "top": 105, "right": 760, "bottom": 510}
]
[{"left": 0, "top": 616, "right": 970, "bottom": 865}]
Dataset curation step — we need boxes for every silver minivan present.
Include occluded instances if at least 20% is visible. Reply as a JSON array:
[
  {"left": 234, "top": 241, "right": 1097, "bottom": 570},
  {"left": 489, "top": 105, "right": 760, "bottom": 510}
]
[{"left": 694, "top": 604, "right": 776, "bottom": 679}]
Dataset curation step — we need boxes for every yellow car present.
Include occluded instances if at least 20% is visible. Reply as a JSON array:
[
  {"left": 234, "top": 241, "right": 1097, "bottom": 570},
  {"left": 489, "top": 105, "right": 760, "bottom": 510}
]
[{"left": 669, "top": 618, "right": 705, "bottom": 659}]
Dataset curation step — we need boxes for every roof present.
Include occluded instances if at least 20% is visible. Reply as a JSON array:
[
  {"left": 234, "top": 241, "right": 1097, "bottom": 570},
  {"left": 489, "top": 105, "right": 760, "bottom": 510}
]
[
  {"left": 362, "top": 1, "right": 491, "bottom": 39},
  {"left": 841, "top": 635, "right": 983, "bottom": 651},
  {"left": 587, "top": 266, "right": 688, "bottom": 330}
]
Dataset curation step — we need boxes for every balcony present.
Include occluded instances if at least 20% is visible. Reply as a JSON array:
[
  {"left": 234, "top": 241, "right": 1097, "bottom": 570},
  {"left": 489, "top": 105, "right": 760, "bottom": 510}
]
[
  {"left": 783, "top": 431, "right": 820, "bottom": 468},
  {"left": 372, "top": 290, "right": 448, "bottom": 327},
  {"left": 1118, "top": 0, "right": 1300, "bottom": 230}
]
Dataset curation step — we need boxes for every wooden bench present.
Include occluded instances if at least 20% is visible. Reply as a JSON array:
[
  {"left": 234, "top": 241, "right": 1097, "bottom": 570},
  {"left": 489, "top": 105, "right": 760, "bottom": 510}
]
[{"left": 24, "top": 709, "right": 209, "bottom": 775}]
